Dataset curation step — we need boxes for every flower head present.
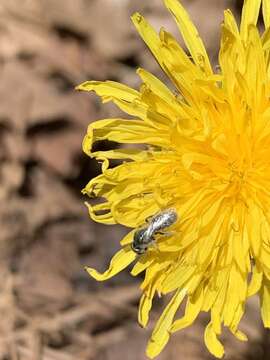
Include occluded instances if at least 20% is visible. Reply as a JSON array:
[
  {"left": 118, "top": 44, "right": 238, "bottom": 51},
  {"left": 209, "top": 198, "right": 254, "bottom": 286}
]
[{"left": 77, "top": 0, "right": 270, "bottom": 358}]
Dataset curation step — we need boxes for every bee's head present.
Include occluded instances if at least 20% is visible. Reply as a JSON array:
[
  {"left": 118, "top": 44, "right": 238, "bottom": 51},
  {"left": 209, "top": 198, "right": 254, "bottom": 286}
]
[{"left": 131, "top": 228, "right": 148, "bottom": 254}]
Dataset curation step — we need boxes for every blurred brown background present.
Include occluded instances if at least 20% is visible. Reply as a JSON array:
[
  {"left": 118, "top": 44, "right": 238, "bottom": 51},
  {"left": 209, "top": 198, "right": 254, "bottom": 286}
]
[{"left": 0, "top": 0, "right": 267, "bottom": 359}]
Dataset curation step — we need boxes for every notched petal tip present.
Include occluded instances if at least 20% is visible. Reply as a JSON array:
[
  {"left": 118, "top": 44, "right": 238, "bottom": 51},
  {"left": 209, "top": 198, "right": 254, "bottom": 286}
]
[
  {"left": 75, "top": 81, "right": 93, "bottom": 91},
  {"left": 136, "top": 67, "right": 144, "bottom": 76},
  {"left": 85, "top": 266, "right": 105, "bottom": 281},
  {"left": 146, "top": 340, "right": 165, "bottom": 359},
  {"left": 131, "top": 12, "right": 143, "bottom": 25},
  {"left": 231, "top": 329, "right": 248, "bottom": 342}
]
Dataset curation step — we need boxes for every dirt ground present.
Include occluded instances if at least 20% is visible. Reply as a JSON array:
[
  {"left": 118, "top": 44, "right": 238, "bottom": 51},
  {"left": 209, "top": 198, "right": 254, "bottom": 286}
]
[{"left": 0, "top": 0, "right": 268, "bottom": 359}]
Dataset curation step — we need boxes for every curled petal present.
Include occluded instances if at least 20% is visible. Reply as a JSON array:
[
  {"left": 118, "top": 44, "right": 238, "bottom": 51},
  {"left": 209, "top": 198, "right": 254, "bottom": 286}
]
[
  {"left": 75, "top": 80, "right": 139, "bottom": 102},
  {"left": 85, "top": 246, "right": 136, "bottom": 281},
  {"left": 85, "top": 201, "right": 115, "bottom": 225}
]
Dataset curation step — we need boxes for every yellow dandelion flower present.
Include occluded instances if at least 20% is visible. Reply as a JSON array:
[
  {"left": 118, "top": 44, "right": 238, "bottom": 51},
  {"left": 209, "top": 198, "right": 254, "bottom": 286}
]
[{"left": 77, "top": 0, "right": 270, "bottom": 357}]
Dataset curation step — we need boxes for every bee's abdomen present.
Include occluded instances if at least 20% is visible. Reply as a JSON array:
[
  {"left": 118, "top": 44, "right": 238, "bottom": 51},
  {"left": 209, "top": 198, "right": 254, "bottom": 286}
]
[{"left": 152, "top": 209, "right": 178, "bottom": 232}]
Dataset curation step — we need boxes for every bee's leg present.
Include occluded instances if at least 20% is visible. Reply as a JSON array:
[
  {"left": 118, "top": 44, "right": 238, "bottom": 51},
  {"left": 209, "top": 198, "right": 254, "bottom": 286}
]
[
  {"left": 145, "top": 215, "right": 153, "bottom": 223},
  {"left": 156, "top": 230, "right": 175, "bottom": 237}
]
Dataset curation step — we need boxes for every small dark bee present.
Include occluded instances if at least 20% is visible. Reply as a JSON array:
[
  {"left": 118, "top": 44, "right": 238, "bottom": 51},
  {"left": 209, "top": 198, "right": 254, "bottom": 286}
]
[{"left": 131, "top": 208, "right": 178, "bottom": 255}]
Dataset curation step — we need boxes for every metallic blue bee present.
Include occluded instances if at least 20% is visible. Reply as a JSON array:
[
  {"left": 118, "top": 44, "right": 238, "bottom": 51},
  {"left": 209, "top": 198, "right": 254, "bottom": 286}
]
[{"left": 131, "top": 208, "right": 178, "bottom": 254}]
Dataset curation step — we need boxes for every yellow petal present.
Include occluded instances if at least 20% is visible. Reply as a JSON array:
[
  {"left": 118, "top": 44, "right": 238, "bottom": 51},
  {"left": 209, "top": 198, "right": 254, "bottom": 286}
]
[
  {"left": 139, "top": 283, "right": 156, "bottom": 328},
  {"left": 76, "top": 80, "right": 139, "bottom": 101},
  {"left": 163, "top": 0, "right": 212, "bottom": 75},
  {"left": 248, "top": 262, "right": 263, "bottom": 296},
  {"left": 211, "top": 307, "right": 222, "bottom": 335},
  {"left": 261, "top": 247, "right": 270, "bottom": 270},
  {"left": 245, "top": 26, "right": 266, "bottom": 108},
  {"left": 76, "top": 80, "right": 151, "bottom": 122},
  {"left": 262, "top": 26, "right": 270, "bottom": 50},
  {"left": 120, "top": 230, "right": 136, "bottom": 245},
  {"left": 223, "top": 265, "right": 246, "bottom": 327},
  {"left": 131, "top": 254, "right": 154, "bottom": 276},
  {"left": 158, "top": 29, "right": 204, "bottom": 105},
  {"left": 161, "top": 265, "right": 196, "bottom": 293},
  {"left": 246, "top": 202, "right": 262, "bottom": 257},
  {"left": 137, "top": 67, "right": 187, "bottom": 118},
  {"left": 83, "top": 118, "right": 170, "bottom": 154},
  {"left": 146, "top": 288, "right": 186, "bottom": 358},
  {"left": 91, "top": 148, "right": 150, "bottom": 162},
  {"left": 85, "top": 201, "right": 115, "bottom": 225},
  {"left": 142, "top": 260, "right": 171, "bottom": 290},
  {"left": 240, "top": 0, "right": 261, "bottom": 41},
  {"left": 230, "top": 326, "right": 248, "bottom": 342},
  {"left": 234, "top": 330, "right": 248, "bottom": 342},
  {"left": 137, "top": 68, "right": 175, "bottom": 105},
  {"left": 229, "top": 303, "right": 246, "bottom": 339},
  {"left": 204, "top": 322, "right": 224, "bottom": 358},
  {"left": 260, "top": 276, "right": 270, "bottom": 327},
  {"left": 85, "top": 246, "right": 136, "bottom": 281},
  {"left": 171, "top": 287, "right": 203, "bottom": 332},
  {"left": 131, "top": 12, "right": 199, "bottom": 99},
  {"left": 263, "top": 0, "right": 270, "bottom": 28},
  {"left": 224, "top": 9, "right": 240, "bottom": 36}
]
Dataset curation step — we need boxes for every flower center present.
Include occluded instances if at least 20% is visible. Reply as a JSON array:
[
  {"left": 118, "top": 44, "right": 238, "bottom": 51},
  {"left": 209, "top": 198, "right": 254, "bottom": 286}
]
[{"left": 229, "top": 161, "right": 249, "bottom": 183}]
